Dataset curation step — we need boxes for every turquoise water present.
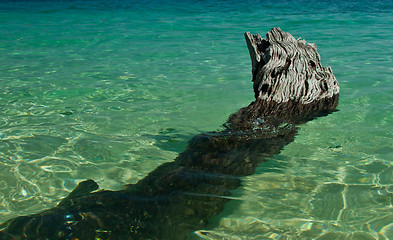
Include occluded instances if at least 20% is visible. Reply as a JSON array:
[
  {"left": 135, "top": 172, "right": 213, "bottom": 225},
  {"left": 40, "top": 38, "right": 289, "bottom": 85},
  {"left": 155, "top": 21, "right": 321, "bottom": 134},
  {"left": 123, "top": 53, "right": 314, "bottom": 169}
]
[{"left": 1, "top": 0, "right": 393, "bottom": 239}]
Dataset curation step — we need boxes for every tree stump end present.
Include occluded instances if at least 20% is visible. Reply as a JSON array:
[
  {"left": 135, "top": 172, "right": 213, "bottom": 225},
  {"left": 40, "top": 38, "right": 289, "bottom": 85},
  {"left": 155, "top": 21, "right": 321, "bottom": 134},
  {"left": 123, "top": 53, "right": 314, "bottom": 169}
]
[{"left": 227, "top": 28, "right": 340, "bottom": 129}]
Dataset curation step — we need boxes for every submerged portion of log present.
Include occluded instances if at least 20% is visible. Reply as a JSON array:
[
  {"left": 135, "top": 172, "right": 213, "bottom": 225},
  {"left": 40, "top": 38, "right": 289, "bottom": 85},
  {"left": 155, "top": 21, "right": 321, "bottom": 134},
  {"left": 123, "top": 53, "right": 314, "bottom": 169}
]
[
  {"left": 228, "top": 28, "right": 339, "bottom": 129},
  {"left": 0, "top": 28, "right": 340, "bottom": 240}
]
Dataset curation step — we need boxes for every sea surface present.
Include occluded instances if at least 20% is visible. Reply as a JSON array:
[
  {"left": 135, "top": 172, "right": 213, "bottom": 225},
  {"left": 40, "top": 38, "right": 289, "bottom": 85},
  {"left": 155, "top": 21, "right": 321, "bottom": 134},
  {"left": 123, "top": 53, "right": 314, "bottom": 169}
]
[{"left": 0, "top": 0, "right": 393, "bottom": 239}]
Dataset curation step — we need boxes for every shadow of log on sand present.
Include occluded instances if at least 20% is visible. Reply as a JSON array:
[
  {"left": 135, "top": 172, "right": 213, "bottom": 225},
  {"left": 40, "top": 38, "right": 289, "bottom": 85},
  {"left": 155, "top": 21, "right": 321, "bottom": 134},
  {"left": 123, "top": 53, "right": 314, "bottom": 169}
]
[{"left": 0, "top": 28, "right": 339, "bottom": 240}]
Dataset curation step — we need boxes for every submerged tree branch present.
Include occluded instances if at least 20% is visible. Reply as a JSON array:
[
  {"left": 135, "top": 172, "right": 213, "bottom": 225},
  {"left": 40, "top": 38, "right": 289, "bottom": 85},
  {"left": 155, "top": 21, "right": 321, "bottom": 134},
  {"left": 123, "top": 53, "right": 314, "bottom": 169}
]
[{"left": 0, "top": 28, "right": 339, "bottom": 240}]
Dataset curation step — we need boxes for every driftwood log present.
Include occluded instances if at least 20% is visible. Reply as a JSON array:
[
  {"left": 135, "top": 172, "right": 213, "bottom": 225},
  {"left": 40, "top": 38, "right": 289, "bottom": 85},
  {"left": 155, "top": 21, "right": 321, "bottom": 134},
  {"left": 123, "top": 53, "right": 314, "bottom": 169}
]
[{"left": 0, "top": 28, "right": 339, "bottom": 240}]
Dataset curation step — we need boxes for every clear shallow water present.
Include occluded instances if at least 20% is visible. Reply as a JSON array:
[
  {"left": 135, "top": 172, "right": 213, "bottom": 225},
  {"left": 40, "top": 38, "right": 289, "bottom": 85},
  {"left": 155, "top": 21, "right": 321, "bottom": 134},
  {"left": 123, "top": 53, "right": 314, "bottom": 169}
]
[{"left": 0, "top": 0, "right": 392, "bottom": 239}]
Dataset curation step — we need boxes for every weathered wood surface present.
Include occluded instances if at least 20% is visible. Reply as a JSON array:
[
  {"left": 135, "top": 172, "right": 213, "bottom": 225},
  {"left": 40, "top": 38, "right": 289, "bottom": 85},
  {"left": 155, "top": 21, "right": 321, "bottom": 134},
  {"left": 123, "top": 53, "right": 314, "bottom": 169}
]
[
  {"left": 228, "top": 28, "right": 339, "bottom": 129},
  {"left": 0, "top": 28, "right": 339, "bottom": 240}
]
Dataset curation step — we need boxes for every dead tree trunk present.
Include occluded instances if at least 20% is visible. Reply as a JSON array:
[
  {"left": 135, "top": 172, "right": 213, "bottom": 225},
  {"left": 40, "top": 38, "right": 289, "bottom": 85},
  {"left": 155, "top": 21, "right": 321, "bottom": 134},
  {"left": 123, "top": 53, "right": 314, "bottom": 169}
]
[
  {"left": 0, "top": 28, "right": 339, "bottom": 240},
  {"left": 228, "top": 28, "right": 339, "bottom": 129}
]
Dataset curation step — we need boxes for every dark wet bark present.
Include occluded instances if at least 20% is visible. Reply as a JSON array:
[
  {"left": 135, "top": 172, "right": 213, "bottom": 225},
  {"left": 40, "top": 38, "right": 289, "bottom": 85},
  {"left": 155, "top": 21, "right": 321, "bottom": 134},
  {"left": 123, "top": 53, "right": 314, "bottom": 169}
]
[{"left": 0, "top": 28, "right": 339, "bottom": 240}]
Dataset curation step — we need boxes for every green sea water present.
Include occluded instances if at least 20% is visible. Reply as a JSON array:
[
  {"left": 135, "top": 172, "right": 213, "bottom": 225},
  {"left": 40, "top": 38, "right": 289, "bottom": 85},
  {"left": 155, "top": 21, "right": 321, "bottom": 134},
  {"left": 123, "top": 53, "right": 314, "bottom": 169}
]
[{"left": 0, "top": 0, "right": 393, "bottom": 239}]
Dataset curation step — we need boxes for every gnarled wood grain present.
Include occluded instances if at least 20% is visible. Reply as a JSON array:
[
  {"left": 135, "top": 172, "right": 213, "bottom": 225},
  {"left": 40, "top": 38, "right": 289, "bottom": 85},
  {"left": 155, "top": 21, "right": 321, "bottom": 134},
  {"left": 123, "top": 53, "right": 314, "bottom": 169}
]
[{"left": 228, "top": 28, "right": 339, "bottom": 129}]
